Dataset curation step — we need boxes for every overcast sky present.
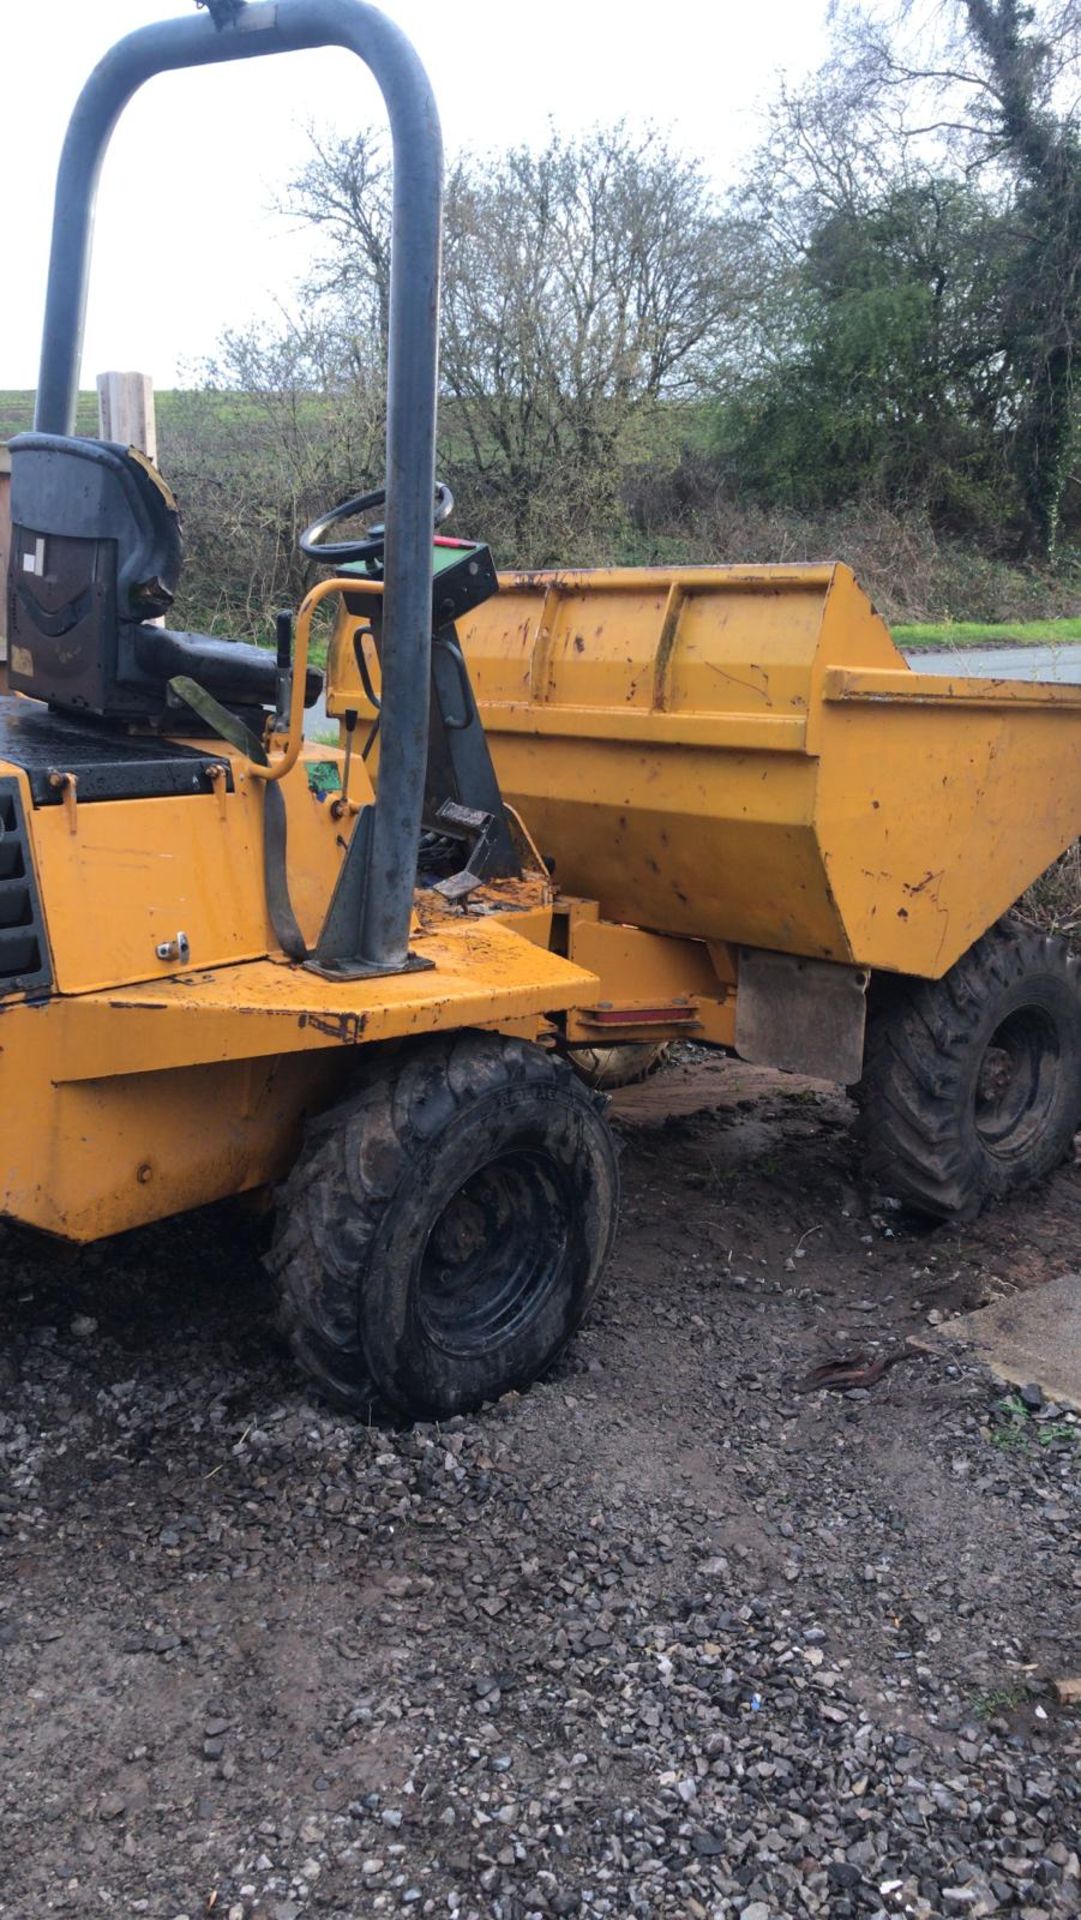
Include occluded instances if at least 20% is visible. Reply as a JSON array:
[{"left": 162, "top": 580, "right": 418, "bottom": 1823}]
[{"left": 0, "top": 0, "right": 831, "bottom": 391}]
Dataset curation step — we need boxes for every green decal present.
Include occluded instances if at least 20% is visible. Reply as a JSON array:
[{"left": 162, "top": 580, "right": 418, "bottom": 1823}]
[{"left": 307, "top": 759, "right": 342, "bottom": 797}]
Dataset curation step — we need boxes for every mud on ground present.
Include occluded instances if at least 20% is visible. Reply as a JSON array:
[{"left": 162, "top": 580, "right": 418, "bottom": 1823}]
[{"left": 1, "top": 1054, "right": 1079, "bottom": 1919}]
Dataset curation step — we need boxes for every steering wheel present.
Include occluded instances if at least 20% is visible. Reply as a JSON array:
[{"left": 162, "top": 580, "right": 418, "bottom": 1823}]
[{"left": 298, "top": 481, "right": 454, "bottom": 567}]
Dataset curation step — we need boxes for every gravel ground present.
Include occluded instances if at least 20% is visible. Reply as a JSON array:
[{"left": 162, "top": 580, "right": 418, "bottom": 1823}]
[{"left": 1, "top": 1055, "right": 1080, "bottom": 1920}]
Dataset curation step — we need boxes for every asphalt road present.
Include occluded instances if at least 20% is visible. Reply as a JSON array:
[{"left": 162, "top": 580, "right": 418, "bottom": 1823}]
[{"left": 903, "top": 641, "right": 1081, "bottom": 681}]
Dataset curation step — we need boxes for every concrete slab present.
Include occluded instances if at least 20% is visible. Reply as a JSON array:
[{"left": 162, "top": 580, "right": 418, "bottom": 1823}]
[{"left": 919, "top": 1272, "right": 1081, "bottom": 1412}]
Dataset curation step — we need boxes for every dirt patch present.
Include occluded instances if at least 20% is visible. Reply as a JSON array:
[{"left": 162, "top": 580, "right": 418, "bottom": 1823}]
[{"left": 1, "top": 1055, "right": 1079, "bottom": 1918}]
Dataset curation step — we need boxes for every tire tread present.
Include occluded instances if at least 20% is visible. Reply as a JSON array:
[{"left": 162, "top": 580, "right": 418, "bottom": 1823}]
[
  {"left": 268, "top": 1032, "right": 614, "bottom": 1416},
  {"left": 858, "top": 922, "right": 1081, "bottom": 1219}
]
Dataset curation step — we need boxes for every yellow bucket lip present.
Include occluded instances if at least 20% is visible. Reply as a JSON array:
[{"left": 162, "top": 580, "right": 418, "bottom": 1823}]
[{"left": 497, "top": 561, "right": 840, "bottom": 592}]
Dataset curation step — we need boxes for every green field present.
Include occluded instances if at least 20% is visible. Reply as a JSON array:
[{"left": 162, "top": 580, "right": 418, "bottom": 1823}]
[
  {"left": 893, "top": 618, "right": 1081, "bottom": 648},
  {"left": 0, "top": 389, "right": 257, "bottom": 440},
  {"left": 0, "top": 390, "right": 100, "bottom": 438}
]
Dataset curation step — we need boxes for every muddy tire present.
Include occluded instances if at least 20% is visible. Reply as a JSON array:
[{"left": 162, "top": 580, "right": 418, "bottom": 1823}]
[
  {"left": 568, "top": 1043, "right": 671, "bottom": 1091},
  {"left": 858, "top": 924, "right": 1081, "bottom": 1219},
  {"left": 268, "top": 1032, "right": 619, "bottom": 1419}
]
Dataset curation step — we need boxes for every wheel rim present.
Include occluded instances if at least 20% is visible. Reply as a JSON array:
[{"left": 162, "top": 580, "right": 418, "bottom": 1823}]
[
  {"left": 417, "top": 1150, "right": 571, "bottom": 1358},
  {"left": 974, "top": 1004, "right": 1062, "bottom": 1160}
]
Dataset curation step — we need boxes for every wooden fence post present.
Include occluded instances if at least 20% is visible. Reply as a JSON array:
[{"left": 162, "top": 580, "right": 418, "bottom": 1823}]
[
  {"left": 98, "top": 371, "right": 163, "bottom": 626},
  {"left": 96, "top": 370, "right": 157, "bottom": 462}
]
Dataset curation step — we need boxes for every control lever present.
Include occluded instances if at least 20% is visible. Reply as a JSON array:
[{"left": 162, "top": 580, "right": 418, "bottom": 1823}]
[
  {"left": 341, "top": 709, "right": 358, "bottom": 799},
  {"left": 274, "top": 609, "right": 293, "bottom": 729}
]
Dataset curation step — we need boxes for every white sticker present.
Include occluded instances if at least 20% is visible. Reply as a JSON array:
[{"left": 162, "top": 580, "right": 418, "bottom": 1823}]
[{"left": 11, "top": 645, "right": 34, "bottom": 677}]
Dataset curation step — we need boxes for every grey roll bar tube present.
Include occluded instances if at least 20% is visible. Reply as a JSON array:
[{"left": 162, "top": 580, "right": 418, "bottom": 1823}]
[{"left": 34, "top": 0, "right": 442, "bottom": 976}]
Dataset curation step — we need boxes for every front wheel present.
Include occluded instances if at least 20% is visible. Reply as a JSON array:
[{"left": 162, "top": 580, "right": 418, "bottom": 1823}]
[
  {"left": 857, "top": 923, "right": 1081, "bottom": 1219},
  {"left": 268, "top": 1032, "right": 619, "bottom": 1419}
]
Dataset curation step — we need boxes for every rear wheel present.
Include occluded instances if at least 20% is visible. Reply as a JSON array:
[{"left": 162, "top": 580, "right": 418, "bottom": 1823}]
[
  {"left": 858, "top": 923, "right": 1081, "bottom": 1219},
  {"left": 268, "top": 1032, "right": 619, "bottom": 1418}
]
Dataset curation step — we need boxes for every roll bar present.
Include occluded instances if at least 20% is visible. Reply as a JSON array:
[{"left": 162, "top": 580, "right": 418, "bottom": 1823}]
[{"left": 35, "top": 0, "right": 442, "bottom": 976}]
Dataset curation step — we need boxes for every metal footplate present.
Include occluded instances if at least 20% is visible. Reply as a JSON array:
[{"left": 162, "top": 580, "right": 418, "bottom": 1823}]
[{"left": 428, "top": 800, "right": 502, "bottom": 901}]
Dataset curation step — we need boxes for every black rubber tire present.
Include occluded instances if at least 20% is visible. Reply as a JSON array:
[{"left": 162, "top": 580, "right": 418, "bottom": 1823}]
[
  {"left": 268, "top": 1031, "right": 619, "bottom": 1419},
  {"left": 858, "top": 923, "right": 1081, "bottom": 1219}
]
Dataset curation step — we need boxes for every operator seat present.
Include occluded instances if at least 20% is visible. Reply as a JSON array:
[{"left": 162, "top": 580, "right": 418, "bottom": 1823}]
[{"left": 6, "top": 433, "right": 320, "bottom": 722}]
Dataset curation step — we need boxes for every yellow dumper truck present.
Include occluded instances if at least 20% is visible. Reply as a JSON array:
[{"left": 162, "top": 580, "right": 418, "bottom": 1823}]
[{"left": 3, "top": 0, "right": 1079, "bottom": 1420}]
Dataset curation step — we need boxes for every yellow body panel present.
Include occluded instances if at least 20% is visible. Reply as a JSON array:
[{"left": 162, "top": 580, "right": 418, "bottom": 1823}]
[
  {"left": 328, "top": 562, "right": 1081, "bottom": 980},
  {"left": 6, "top": 1051, "right": 345, "bottom": 1242},
  {"left": 815, "top": 667, "right": 1081, "bottom": 975},
  {"left": 0, "top": 919, "right": 597, "bottom": 1238},
  {"left": 561, "top": 914, "right": 736, "bottom": 1047},
  {"left": 8, "top": 741, "right": 351, "bottom": 992}
]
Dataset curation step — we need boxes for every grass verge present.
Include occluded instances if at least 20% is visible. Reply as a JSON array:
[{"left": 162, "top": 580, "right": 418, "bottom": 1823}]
[{"left": 894, "top": 618, "right": 1081, "bottom": 649}]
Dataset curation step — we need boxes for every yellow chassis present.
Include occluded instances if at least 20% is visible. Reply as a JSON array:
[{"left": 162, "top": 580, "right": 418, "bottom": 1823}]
[{"left": 0, "top": 721, "right": 733, "bottom": 1239}]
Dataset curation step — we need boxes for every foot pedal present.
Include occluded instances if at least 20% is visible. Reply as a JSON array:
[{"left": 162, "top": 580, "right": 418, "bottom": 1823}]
[{"left": 429, "top": 799, "right": 499, "bottom": 901}]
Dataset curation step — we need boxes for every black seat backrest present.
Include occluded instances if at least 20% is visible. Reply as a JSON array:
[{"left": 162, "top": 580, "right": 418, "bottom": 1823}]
[
  {"left": 9, "top": 432, "right": 181, "bottom": 617},
  {"left": 6, "top": 433, "right": 183, "bottom": 717},
  {"left": 5, "top": 433, "right": 322, "bottom": 726}
]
